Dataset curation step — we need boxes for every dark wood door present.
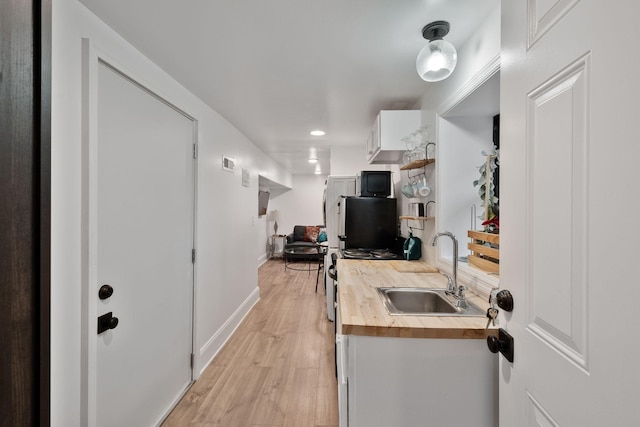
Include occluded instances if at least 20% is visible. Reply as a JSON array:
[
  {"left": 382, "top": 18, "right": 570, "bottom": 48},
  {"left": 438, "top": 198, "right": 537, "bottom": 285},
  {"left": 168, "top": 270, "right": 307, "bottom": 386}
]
[{"left": 0, "top": 0, "right": 51, "bottom": 425}]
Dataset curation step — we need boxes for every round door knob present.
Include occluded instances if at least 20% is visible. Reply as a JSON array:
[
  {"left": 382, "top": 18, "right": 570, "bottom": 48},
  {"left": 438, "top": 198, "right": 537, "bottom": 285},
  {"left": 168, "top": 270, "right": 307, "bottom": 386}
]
[
  {"left": 99, "top": 284, "right": 114, "bottom": 300},
  {"left": 97, "top": 312, "right": 119, "bottom": 334},
  {"left": 487, "top": 335, "right": 501, "bottom": 353},
  {"left": 486, "top": 329, "right": 515, "bottom": 363},
  {"left": 486, "top": 328, "right": 515, "bottom": 363}
]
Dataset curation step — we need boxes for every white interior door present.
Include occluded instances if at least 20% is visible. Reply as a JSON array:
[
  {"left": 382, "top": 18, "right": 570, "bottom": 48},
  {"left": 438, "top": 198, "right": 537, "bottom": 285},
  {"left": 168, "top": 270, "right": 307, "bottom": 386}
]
[
  {"left": 95, "top": 61, "right": 195, "bottom": 426},
  {"left": 500, "top": 1, "right": 640, "bottom": 425}
]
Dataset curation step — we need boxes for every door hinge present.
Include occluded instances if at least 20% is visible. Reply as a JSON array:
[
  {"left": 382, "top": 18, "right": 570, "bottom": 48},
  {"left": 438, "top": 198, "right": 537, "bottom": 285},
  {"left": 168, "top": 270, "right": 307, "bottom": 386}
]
[
  {"left": 190, "top": 353, "right": 194, "bottom": 369},
  {"left": 193, "top": 143, "right": 198, "bottom": 158},
  {"left": 192, "top": 249, "right": 196, "bottom": 263}
]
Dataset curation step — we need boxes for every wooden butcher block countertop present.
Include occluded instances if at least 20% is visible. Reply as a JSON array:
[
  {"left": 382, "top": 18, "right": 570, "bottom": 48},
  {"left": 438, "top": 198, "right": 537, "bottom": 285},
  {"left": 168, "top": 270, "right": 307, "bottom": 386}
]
[{"left": 337, "top": 259, "right": 497, "bottom": 339}]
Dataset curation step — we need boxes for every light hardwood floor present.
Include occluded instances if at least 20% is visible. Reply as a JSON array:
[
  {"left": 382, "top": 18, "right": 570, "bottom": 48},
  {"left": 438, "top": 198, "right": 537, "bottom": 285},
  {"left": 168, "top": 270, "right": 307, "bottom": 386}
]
[{"left": 162, "top": 259, "right": 338, "bottom": 427}]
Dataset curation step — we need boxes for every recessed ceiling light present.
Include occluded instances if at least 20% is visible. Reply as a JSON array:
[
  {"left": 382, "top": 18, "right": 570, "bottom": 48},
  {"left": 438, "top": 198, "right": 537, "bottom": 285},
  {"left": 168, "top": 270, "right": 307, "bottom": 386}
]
[
  {"left": 310, "top": 130, "right": 325, "bottom": 136},
  {"left": 308, "top": 157, "right": 318, "bottom": 163}
]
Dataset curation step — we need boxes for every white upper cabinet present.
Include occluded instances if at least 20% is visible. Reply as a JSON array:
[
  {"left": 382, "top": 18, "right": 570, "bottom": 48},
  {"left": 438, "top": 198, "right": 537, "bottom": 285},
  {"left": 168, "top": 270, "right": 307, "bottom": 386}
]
[{"left": 366, "top": 110, "right": 421, "bottom": 164}]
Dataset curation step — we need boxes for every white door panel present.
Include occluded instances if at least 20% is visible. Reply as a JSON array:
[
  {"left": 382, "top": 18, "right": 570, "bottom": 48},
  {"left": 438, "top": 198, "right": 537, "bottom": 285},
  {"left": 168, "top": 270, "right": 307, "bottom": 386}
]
[
  {"left": 96, "top": 62, "right": 194, "bottom": 426},
  {"left": 501, "top": 1, "right": 640, "bottom": 425},
  {"left": 526, "top": 56, "right": 589, "bottom": 370}
]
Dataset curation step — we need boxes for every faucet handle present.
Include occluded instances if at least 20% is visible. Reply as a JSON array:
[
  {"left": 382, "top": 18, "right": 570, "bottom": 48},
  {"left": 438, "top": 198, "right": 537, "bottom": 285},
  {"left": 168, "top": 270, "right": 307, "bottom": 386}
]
[
  {"left": 454, "top": 285, "right": 468, "bottom": 309},
  {"left": 443, "top": 274, "right": 455, "bottom": 293},
  {"left": 456, "top": 285, "right": 466, "bottom": 299}
]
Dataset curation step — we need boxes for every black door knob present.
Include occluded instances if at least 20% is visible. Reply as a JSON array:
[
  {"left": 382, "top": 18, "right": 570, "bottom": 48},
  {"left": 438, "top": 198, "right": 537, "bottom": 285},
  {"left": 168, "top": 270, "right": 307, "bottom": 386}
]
[
  {"left": 97, "top": 312, "right": 119, "bottom": 334},
  {"left": 487, "top": 335, "right": 501, "bottom": 353},
  {"left": 496, "top": 289, "right": 513, "bottom": 312},
  {"left": 109, "top": 316, "right": 119, "bottom": 329},
  {"left": 486, "top": 328, "right": 514, "bottom": 363},
  {"left": 99, "top": 284, "right": 114, "bottom": 300}
]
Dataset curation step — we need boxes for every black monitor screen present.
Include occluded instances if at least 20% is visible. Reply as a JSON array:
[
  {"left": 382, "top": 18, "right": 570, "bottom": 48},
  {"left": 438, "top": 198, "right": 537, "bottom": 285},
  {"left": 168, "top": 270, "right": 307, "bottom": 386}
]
[{"left": 360, "top": 171, "right": 391, "bottom": 197}]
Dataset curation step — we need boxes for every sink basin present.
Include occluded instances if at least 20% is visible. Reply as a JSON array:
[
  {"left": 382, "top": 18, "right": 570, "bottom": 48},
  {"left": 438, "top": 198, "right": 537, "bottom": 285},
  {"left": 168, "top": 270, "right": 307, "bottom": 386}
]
[{"left": 376, "top": 287, "right": 485, "bottom": 317}]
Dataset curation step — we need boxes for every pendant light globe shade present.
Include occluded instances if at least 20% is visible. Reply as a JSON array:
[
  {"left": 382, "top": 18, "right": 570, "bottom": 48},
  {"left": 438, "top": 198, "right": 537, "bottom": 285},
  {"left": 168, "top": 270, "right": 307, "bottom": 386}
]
[
  {"left": 416, "top": 21, "right": 457, "bottom": 82},
  {"left": 416, "top": 39, "right": 457, "bottom": 82}
]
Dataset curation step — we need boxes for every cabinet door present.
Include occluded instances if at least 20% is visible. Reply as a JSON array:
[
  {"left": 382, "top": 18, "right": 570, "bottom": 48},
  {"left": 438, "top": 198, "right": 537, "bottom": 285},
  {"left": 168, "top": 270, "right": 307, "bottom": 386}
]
[
  {"left": 379, "top": 110, "right": 421, "bottom": 150},
  {"left": 366, "top": 115, "right": 381, "bottom": 162},
  {"left": 367, "top": 110, "right": 420, "bottom": 164},
  {"left": 347, "top": 335, "right": 496, "bottom": 427}
]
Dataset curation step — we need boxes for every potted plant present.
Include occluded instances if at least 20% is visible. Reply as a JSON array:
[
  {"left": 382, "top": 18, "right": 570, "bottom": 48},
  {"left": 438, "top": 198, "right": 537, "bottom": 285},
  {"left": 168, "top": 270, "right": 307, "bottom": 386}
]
[{"left": 473, "top": 146, "right": 499, "bottom": 233}]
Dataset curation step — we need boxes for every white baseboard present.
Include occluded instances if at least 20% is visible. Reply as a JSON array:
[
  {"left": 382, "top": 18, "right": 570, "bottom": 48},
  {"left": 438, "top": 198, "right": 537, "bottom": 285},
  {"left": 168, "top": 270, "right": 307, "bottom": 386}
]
[{"left": 195, "top": 286, "right": 260, "bottom": 377}]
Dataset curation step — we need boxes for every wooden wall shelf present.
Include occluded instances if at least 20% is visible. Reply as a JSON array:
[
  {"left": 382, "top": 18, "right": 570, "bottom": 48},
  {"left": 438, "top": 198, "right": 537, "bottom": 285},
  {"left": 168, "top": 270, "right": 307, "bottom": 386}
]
[
  {"left": 400, "top": 158, "right": 435, "bottom": 170},
  {"left": 400, "top": 216, "right": 435, "bottom": 221}
]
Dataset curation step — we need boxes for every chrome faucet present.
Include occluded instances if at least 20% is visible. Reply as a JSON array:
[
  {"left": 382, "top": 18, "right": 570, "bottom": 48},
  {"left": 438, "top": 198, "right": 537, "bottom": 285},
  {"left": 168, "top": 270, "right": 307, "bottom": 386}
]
[{"left": 431, "top": 231, "right": 460, "bottom": 298}]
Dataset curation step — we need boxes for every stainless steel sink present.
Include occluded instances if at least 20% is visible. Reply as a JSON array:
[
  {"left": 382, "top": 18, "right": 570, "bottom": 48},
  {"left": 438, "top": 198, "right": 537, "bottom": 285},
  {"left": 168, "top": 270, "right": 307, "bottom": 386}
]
[{"left": 376, "top": 287, "right": 485, "bottom": 316}]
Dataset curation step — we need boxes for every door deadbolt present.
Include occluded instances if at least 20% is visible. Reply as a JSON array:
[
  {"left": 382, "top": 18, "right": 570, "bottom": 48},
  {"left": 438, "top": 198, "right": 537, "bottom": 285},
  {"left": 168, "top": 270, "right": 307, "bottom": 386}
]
[
  {"left": 99, "top": 284, "right": 114, "bottom": 300},
  {"left": 495, "top": 289, "right": 514, "bottom": 312}
]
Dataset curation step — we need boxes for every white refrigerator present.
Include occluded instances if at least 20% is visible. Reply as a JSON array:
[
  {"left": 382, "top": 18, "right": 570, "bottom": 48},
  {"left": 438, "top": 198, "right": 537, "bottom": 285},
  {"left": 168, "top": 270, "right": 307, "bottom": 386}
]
[{"left": 323, "top": 175, "right": 355, "bottom": 321}]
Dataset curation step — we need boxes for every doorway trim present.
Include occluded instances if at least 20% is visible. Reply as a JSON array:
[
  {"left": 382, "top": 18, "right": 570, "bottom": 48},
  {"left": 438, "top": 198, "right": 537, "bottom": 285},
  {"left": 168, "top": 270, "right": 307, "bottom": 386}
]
[
  {"left": 80, "top": 38, "right": 198, "bottom": 426},
  {"left": 439, "top": 54, "right": 501, "bottom": 117},
  {"left": 0, "top": 0, "right": 51, "bottom": 423}
]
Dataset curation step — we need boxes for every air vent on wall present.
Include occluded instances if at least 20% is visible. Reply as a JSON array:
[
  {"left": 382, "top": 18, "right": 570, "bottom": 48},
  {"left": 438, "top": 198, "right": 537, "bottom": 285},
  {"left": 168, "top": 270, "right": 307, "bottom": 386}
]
[{"left": 222, "top": 156, "right": 235, "bottom": 172}]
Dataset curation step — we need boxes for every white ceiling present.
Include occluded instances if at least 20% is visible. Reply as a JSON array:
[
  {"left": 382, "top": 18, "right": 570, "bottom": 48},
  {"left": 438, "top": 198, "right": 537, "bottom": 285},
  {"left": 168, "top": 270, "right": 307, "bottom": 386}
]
[{"left": 79, "top": 0, "right": 499, "bottom": 175}]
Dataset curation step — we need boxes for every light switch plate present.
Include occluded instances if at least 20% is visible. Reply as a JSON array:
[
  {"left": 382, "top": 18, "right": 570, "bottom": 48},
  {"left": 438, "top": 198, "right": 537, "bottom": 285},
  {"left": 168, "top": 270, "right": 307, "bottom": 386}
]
[{"left": 242, "top": 168, "right": 250, "bottom": 187}]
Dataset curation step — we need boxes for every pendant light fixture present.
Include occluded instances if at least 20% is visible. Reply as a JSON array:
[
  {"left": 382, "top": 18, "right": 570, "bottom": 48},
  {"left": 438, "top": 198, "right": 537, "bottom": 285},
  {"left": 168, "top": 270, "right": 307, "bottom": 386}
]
[{"left": 416, "top": 21, "right": 457, "bottom": 82}]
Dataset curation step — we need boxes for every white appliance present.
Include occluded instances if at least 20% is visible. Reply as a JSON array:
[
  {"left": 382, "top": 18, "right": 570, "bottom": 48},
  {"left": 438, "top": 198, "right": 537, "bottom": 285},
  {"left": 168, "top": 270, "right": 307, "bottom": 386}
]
[
  {"left": 335, "top": 282, "right": 349, "bottom": 427},
  {"left": 323, "top": 175, "right": 356, "bottom": 321},
  {"left": 336, "top": 334, "right": 349, "bottom": 426}
]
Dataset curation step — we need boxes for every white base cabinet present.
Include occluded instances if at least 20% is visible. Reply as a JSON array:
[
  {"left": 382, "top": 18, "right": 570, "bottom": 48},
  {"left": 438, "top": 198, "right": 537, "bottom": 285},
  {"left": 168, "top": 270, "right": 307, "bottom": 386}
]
[{"left": 337, "top": 334, "right": 497, "bottom": 427}]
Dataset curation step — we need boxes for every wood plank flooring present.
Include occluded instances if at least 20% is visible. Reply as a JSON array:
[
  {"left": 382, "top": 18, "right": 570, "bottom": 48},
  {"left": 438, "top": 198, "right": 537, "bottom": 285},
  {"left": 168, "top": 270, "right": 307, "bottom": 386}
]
[{"left": 162, "top": 259, "right": 338, "bottom": 427}]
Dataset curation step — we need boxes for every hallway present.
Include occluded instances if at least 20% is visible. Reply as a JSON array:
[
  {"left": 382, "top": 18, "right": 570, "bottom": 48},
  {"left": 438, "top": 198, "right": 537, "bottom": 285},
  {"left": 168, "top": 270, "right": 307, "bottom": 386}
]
[{"left": 163, "top": 259, "right": 338, "bottom": 426}]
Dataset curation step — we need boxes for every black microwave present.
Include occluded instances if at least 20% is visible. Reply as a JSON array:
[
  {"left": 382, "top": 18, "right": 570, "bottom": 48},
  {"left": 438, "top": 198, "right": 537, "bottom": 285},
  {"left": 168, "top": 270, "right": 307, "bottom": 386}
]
[{"left": 356, "top": 171, "right": 391, "bottom": 197}]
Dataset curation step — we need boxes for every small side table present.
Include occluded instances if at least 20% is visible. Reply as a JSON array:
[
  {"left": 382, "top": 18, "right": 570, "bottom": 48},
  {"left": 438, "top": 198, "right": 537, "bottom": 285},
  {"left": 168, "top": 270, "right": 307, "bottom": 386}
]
[{"left": 270, "top": 234, "right": 287, "bottom": 258}]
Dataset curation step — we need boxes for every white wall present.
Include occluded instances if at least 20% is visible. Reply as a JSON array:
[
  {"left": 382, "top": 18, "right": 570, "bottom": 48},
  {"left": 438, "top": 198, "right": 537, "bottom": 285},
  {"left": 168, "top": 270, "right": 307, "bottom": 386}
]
[
  {"left": 394, "top": 111, "right": 437, "bottom": 264},
  {"left": 439, "top": 116, "right": 495, "bottom": 261},
  {"left": 269, "top": 174, "right": 328, "bottom": 236},
  {"left": 51, "top": 0, "right": 292, "bottom": 425}
]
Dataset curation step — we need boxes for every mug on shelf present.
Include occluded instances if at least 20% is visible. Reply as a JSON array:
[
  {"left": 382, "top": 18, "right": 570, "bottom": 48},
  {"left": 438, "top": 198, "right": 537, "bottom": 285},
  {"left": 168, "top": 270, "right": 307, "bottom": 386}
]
[
  {"left": 416, "top": 176, "right": 431, "bottom": 197},
  {"left": 401, "top": 182, "right": 415, "bottom": 198}
]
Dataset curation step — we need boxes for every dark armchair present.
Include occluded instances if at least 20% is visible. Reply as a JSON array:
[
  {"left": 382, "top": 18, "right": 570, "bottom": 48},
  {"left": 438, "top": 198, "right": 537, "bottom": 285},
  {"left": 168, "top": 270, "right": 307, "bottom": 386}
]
[
  {"left": 284, "top": 225, "right": 328, "bottom": 291},
  {"left": 284, "top": 225, "right": 326, "bottom": 261}
]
